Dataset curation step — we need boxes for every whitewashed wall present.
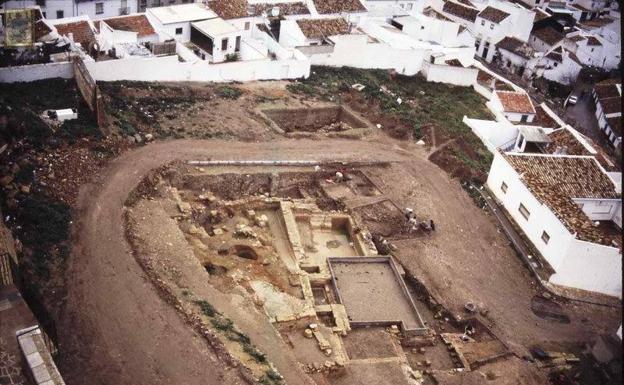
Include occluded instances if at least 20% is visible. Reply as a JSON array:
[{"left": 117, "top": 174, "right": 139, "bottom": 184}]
[
  {"left": 306, "top": 34, "right": 424, "bottom": 75},
  {"left": 552, "top": 238, "right": 622, "bottom": 297},
  {"left": 574, "top": 198, "right": 622, "bottom": 224},
  {"left": 463, "top": 117, "right": 518, "bottom": 152},
  {"left": 85, "top": 51, "right": 310, "bottom": 82},
  {"left": 487, "top": 152, "right": 575, "bottom": 271},
  {"left": 0, "top": 62, "right": 74, "bottom": 83},
  {"left": 421, "top": 61, "right": 478, "bottom": 86}
]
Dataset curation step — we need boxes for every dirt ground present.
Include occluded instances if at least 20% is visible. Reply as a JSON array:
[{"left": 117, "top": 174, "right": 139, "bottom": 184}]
[{"left": 4, "top": 77, "right": 618, "bottom": 385}]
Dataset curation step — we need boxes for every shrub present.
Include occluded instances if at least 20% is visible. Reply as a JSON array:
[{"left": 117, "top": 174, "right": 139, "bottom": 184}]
[
  {"left": 242, "top": 342, "right": 266, "bottom": 363},
  {"left": 19, "top": 194, "right": 71, "bottom": 247},
  {"left": 210, "top": 317, "right": 234, "bottom": 331},
  {"left": 225, "top": 53, "right": 240, "bottom": 62},
  {"left": 194, "top": 299, "right": 217, "bottom": 317},
  {"left": 217, "top": 86, "right": 243, "bottom": 100}
]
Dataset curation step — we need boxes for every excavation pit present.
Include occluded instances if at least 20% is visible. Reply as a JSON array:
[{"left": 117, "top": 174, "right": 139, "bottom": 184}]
[
  {"left": 328, "top": 256, "right": 427, "bottom": 335},
  {"left": 262, "top": 106, "right": 369, "bottom": 133}
]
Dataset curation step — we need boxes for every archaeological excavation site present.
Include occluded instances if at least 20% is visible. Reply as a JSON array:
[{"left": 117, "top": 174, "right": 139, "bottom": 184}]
[{"left": 121, "top": 160, "right": 521, "bottom": 385}]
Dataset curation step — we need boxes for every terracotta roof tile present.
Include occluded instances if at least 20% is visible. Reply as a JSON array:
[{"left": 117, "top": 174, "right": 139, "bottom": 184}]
[
  {"left": 442, "top": 1, "right": 478, "bottom": 22},
  {"left": 520, "top": 105, "right": 559, "bottom": 129},
  {"left": 504, "top": 154, "right": 620, "bottom": 245},
  {"left": 497, "top": 36, "right": 533, "bottom": 59},
  {"left": 586, "top": 36, "right": 602, "bottom": 46},
  {"left": 495, "top": 91, "right": 536, "bottom": 114},
  {"left": 249, "top": 2, "right": 310, "bottom": 16},
  {"left": 312, "top": 0, "right": 366, "bottom": 14},
  {"left": 207, "top": 0, "right": 248, "bottom": 20},
  {"left": 54, "top": 20, "right": 96, "bottom": 48},
  {"left": 594, "top": 83, "right": 620, "bottom": 100},
  {"left": 297, "top": 18, "right": 350, "bottom": 39},
  {"left": 545, "top": 129, "right": 592, "bottom": 156},
  {"left": 478, "top": 6, "right": 510, "bottom": 24},
  {"left": 100, "top": 14, "right": 156, "bottom": 37},
  {"left": 606, "top": 117, "right": 621, "bottom": 136},
  {"left": 34, "top": 19, "right": 53, "bottom": 41},
  {"left": 600, "top": 97, "right": 622, "bottom": 115},
  {"left": 532, "top": 27, "right": 564, "bottom": 46}
]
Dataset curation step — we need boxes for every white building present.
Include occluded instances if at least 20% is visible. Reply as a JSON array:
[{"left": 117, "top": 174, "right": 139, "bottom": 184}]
[
  {"left": 189, "top": 18, "right": 242, "bottom": 63},
  {"left": 1, "top": 0, "right": 137, "bottom": 20},
  {"left": 364, "top": 0, "right": 424, "bottom": 17},
  {"left": 565, "top": 31, "right": 621, "bottom": 69},
  {"left": 391, "top": 9, "right": 475, "bottom": 48},
  {"left": 487, "top": 151, "right": 622, "bottom": 297},
  {"left": 530, "top": 26, "right": 564, "bottom": 52},
  {"left": 96, "top": 13, "right": 159, "bottom": 52},
  {"left": 488, "top": 90, "right": 536, "bottom": 123},
  {"left": 145, "top": 3, "right": 217, "bottom": 42},
  {"left": 592, "top": 79, "right": 622, "bottom": 148}
]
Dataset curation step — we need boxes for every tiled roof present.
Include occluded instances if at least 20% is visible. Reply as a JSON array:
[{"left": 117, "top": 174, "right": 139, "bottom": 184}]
[
  {"left": 580, "top": 17, "right": 615, "bottom": 28},
  {"left": 442, "top": 1, "right": 478, "bottom": 22},
  {"left": 495, "top": 90, "right": 536, "bottom": 114},
  {"left": 296, "top": 18, "right": 350, "bottom": 39},
  {"left": 422, "top": 6, "right": 453, "bottom": 21},
  {"left": 600, "top": 97, "right": 622, "bottom": 115},
  {"left": 546, "top": 51, "right": 562, "bottom": 62},
  {"left": 312, "top": 0, "right": 366, "bottom": 14},
  {"left": 478, "top": 6, "right": 510, "bottom": 24},
  {"left": 456, "top": 0, "right": 476, "bottom": 7},
  {"left": 594, "top": 82, "right": 620, "bottom": 100},
  {"left": 532, "top": 27, "right": 564, "bottom": 46},
  {"left": 207, "top": 0, "right": 248, "bottom": 19},
  {"left": 569, "top": 35, "right": 585, "bottom": 42},
  {"left": 586, "top": 36, "right": 602, "bottom": 46},
  {"left": 606, "top": 117, "right": 622, "bottom": 136},
  {"left": 100, "top": 14, "right": 156, "bottom": 37},
  {"left": 504, "top": 154, "right": 620, "bottom": 245},
  {"left": 533, "top": 8, "right": 550, "bottom": 22},
  {"left": 54, "top": 20, "right": 96, "bottom": 48},
  {"left": 521, "top": 105, "right": 559, "bottom": 129},
  {"left": 566, "top": 50, "right": 582, "bottom": 65},
  {"left": 445, "top": 59, "right": 463, "bottom": 67},
  {"left": 571, "top": 3, "right": 591, "bottom": 11},
  {"left": 545, "top": 129, "right": 591, "bottom": 156},
  {"left": 249, "top": 2, "right": 310, "bottom": 16},
  {"left": 496, "top": 36, "right": 533, "bottom": 59}
]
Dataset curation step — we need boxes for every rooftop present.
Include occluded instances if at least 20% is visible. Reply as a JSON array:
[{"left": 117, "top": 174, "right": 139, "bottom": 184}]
[
  {"left": 207, "top": 0, "right": 248, "bottom": 20},
  {"left": 478, "top": 6, "right": 510, "bottom": 24},
  {"left": 504, "top": 153, "right": 620, "bottom": 245},
  {"left": 148, "top": 3, "right": 217, "bottom": 24},
  {"left": 99, "top": 14, "right": 156, "bottom": 37},
  {"left": 606, "top": 117, "right": 622, "bottom": 136},
  {"left": 600, "top": 97, "right": 622, "bottom": 115},
  {"left": 421, "top": 6, "right": 453, "bottom": 21},
  {"left": 521, "top": 105, "right": 559, "bottom": 129},
  {"left": 594, "top": 81, "right": 621, "bottom": 100},
  {"left": 312, "top": 0, "right": 367, "bottom": 14},
  {"left": 297, "top": 18, "right": 350, "bottom": 39},
  {"left": 442, "top": 1, "right": 479, "bottom": 22},
  {"left": 496, "top": 36, "right": 533, "bottom": 59},
  {"left": 54, "top": 20, "right": 96, "bottom": 48},
  {"left": 579, "top": 17, "right": 616, "bottom": 28},
  {"left": 519, "top": 126, "right": 551, "bottom": 143},
  {"left": 586, "top": 36, "right": 602, "bottom": 46},
  {"left": 495, "top": 91, "right": 536, "bottom": 114},
  {"left": 248, "top": 2, "right": 310, "bottom": 17},
  {"left": 544, "top": 128, "right": 592, "bottom": 156},
  {"left": 532, "top": 27, "right": 564, "bottom": 46},
  {"left": 192, "top": 18, "right": 238, "bottom": 37}
]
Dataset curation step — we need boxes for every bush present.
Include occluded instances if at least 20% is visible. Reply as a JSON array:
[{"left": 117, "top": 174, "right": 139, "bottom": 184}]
[
  {"left": 286, "top": 82, "right": 316, "bottom": 96},
  {"left": 194, "top": 299, "right": 217, "bottom": 317},
  {"left": 19, "top": 194, "right": 71, "bottom": 247},
  {"left": 217, "top": 86, "right": 243, "bottom": 100},
  {"left": 225, "top": 53, "right": 239, "bottom": 62},
  {"left": 242, "top": 342, "right": 266, "bottom": 363},
  {"left": 210, "top": 317, "right": 234, "bottom": 331}
]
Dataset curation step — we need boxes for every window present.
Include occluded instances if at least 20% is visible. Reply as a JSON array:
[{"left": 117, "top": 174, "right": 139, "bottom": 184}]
[
  {"left": 36, "top": 0, "right": 46, "bottom": 6},
  {"left": 541, "top": 231, "right": 550, "bottom": 244},
  {"left": 56, "top": 10, "right": 64, "bottom": 18},
  {"left": 501, "top": 182, "right": 508, "bottom": 193},
  {"left": 518, "top": 203, "right": 530, "bottom": 220},
  {"left": 244, "top": 22, "right": 251, "bottom": 30},
  {"left": 175, "top": 27, "right": 183, "bottom": 35},
  {"left": 481, "top": 20, "right": 485, "bottom": 26},
  {"left": 221, "top": 38, "right": 228, "bottom": 51},
  {"left": 520, "top": 114, "right": 528, "bottom": 122},
  {"left": 591, "top": 48, "right": 594, "bottom": 52},
  {"left": 406, "top": 3, "right": 413, "bottom": 10},
  {"left": 96, "top": 2, "right": 104, "bottom": 14},
  {"left": 490, "top": 23, "right": 494, "bottom": 30},
  {"left": 553, "top": 62, "right": 558, "bottom": 67},
  {"left": 42, "top": 11, "right": 46, "bottom": 18}
]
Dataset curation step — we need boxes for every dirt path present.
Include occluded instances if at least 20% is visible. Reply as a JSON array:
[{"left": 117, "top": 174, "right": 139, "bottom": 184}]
[{"left": 58, "top": 139, "right": 407, "bottom": 385}]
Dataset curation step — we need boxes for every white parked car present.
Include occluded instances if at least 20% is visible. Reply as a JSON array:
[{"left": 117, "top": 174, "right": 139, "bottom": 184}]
[{"left": 567, "top": 95, "right": 578, "bottom": 106}]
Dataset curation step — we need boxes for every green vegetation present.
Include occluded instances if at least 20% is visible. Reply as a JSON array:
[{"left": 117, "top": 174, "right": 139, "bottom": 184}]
[
  {"left": 194, "top": 299, "right": 218, "bottom": 317},
  {"left": 259, "top": 368, "right": 283, "bottom": 385},
  {"left": 287, "top": 66, "right": 495, "bottom": 182},
  {"left": 217, "top": 85, "right": 243, "bottom": 100},
  {"left": 19, "top": 194, "right": 71, "bottom": 247}
]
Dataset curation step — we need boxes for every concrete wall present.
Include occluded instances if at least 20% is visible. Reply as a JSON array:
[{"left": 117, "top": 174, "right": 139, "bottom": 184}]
[
  {"left": 0, "top": 62, "right": 74, "bottom": 83},
  {"left": 551, "top": 238, "right": 622, "bottom": 297},
  {"left": 463, "top": 117, "right": 518, "bottom": 152},
  {"left": 421, "top": 60, "right": 478, "bottom": 86},
  {"left": 574, "top": 198, "right": 622, "bottom": 223},
  {"left": 306, "top": 34, "right": 424, "bottom": 75}
]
